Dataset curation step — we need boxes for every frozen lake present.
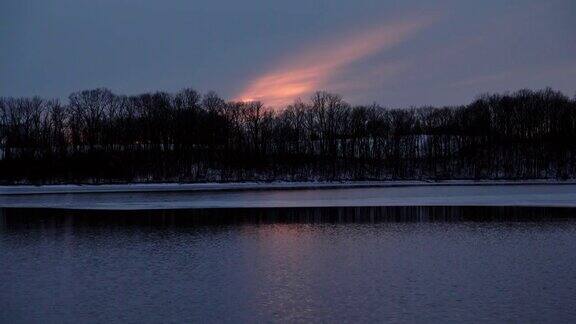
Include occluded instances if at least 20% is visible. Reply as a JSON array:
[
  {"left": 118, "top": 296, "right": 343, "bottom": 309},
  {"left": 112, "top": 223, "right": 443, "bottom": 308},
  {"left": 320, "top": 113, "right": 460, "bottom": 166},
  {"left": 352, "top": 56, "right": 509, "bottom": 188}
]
[{"left": 1, "top": 183, "right": 576, "bottom": 209}]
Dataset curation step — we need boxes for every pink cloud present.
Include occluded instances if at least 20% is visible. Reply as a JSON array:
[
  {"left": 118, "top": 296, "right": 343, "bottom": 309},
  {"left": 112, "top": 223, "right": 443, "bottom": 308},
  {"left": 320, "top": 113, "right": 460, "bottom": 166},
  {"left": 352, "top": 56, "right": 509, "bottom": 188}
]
[{"left": 235, "top": 16, "right": 434, "bottom": 108}]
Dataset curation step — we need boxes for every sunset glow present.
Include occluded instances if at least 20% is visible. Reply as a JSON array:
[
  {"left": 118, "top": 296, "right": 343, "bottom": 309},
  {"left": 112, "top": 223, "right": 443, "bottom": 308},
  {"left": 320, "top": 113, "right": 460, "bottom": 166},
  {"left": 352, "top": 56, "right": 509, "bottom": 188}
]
[{"left": 236, "top": 17, "right": 433, "bottom": 108}]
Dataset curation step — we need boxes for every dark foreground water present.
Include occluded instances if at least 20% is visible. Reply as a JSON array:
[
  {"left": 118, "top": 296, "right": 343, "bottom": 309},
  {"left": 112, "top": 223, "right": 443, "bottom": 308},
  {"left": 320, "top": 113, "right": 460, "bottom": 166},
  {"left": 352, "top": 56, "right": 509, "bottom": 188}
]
[{"left": 1, "top": 207, "right": 576, "bottom": 323}]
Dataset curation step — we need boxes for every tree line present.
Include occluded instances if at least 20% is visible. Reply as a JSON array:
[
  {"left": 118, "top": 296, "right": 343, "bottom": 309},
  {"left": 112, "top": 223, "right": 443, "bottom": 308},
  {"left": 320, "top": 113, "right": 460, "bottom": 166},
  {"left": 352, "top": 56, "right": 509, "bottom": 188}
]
[{"left": 1, "top": 87, "right": 575, "bottom": 183}]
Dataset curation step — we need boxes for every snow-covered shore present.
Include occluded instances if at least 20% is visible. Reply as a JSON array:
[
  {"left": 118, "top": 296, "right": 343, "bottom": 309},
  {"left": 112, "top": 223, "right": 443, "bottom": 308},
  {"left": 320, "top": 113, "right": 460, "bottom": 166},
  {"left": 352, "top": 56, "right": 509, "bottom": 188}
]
[
  {"left": 1, "top": 180, "right": 576, "bottom": 195},
  {"left": 2, "top": 181, "right": 576, "bottom": 210}
]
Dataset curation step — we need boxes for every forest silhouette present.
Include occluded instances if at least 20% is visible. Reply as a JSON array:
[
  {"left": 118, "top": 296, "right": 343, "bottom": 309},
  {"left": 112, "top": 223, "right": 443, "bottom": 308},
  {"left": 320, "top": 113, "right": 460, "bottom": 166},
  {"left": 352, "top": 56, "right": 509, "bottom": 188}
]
[{"left": 1, "top": 88, "right": 575, "bottom": 183}]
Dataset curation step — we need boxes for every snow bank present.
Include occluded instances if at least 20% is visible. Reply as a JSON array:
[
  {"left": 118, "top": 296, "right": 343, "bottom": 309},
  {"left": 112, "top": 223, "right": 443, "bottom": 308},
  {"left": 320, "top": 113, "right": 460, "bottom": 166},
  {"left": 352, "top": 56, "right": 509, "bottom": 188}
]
[{"left": 2, "top": 180, "right": 576, "bottom": 195}]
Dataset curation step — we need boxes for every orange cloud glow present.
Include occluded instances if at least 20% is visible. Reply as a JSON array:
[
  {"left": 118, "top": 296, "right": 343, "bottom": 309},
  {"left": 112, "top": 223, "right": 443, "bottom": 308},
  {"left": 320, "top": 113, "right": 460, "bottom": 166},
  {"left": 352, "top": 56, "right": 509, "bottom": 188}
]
[{"left": 236, "top": 17, "right": 433, "bottom": 107}]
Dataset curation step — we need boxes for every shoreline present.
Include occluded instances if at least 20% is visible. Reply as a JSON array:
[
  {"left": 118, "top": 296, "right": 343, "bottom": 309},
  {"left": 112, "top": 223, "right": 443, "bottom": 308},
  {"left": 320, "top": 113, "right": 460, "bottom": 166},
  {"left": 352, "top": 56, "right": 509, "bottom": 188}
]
[{"left": 2, "top": 179, "right": 576, "bottom": 196}]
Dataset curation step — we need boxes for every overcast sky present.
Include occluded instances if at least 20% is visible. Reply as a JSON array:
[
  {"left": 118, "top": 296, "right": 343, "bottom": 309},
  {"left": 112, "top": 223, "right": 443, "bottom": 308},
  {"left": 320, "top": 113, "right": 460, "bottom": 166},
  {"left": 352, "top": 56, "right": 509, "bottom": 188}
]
[{"left": 1, "top": 0, "right": 575, "bottom": 107}]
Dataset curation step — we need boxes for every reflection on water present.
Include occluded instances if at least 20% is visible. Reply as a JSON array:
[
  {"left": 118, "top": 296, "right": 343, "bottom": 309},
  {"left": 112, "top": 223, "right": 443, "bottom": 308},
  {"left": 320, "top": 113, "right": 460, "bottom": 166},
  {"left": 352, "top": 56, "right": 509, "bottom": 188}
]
[
  {"left": 2, "top": 206, "right": 575, "bottom": 228},
  {"left": 1, "top": 206, "right": 576, "bottom": 323}
]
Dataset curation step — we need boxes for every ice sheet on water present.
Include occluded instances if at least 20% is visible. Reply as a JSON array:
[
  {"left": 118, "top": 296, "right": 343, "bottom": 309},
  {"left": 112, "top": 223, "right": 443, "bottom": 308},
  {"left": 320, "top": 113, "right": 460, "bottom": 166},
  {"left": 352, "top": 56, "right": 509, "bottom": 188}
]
[{"left": 2, "top": 182, "right": 576, "bottom": 210}]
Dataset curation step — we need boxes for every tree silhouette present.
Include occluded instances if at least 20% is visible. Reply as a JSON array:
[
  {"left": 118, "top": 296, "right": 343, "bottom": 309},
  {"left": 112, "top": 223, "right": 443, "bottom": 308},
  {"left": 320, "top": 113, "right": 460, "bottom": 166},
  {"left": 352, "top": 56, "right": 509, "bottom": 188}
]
[{"left": 1, "top": 88, "right": 575, "bottom": 183}]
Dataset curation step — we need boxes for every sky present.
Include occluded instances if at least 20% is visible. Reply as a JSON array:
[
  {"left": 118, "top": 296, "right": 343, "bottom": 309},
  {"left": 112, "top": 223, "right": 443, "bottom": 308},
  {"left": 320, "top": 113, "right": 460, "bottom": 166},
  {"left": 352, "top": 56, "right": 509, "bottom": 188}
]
[{"left": 1, "top": 0, "right": 575, "bottom": 108}]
